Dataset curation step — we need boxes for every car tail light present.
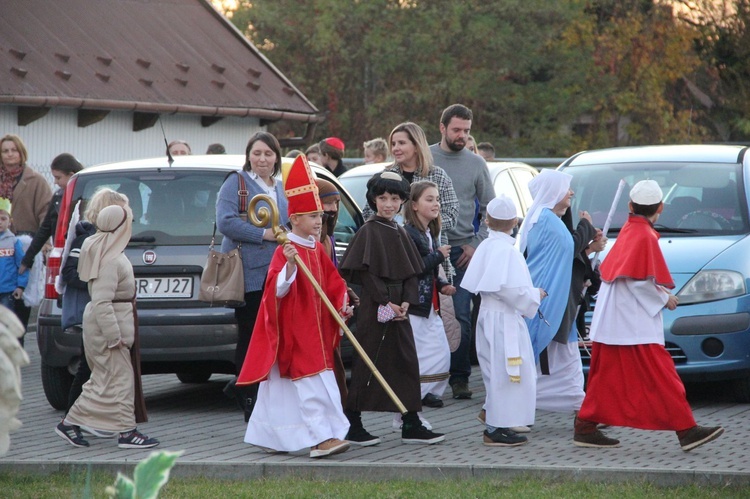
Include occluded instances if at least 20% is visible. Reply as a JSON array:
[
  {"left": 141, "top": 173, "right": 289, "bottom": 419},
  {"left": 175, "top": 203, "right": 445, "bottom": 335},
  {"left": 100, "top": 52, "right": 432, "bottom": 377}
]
[
  {"left": 44, "top": 248, "right": 62, "bottom": 300},
  {"left": 44, "top": 176, "right": 79, "bottom": 300}
]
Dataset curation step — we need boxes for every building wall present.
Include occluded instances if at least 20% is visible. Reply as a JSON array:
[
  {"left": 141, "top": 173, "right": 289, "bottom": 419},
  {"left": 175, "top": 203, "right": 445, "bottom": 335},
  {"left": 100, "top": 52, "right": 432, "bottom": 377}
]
[{"left": 0, "top": 106, "right": 261, "bottom": 181}]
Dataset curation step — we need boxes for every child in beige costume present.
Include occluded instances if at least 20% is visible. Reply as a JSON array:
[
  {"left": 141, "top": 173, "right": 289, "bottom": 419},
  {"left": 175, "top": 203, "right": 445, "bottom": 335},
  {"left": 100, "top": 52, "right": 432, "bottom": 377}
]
[{"left": 56, "top": 201, "right": 158, "bottom": 449}]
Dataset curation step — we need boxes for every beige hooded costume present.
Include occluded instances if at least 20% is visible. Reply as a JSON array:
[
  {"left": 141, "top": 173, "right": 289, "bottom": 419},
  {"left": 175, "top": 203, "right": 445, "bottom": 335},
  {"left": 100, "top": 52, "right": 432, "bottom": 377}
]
[
  {"left": 65, "top": 204, "right": 145, "bottom": 432},
  {"left": 0, "top": 307, "right": 29, "bottom": 455}
]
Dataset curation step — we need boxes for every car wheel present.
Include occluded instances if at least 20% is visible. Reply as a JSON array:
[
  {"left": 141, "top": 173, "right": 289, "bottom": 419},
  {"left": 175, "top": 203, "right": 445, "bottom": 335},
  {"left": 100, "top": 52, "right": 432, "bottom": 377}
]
[
  {"left": 176, "top": 371, "right": 212, "bottom": 383},
  {"left": 41, "top": 361, "right": 74, "bottom": 411},
  {"left": 732, "top": 377, "right": 750, "bottom": 403}
]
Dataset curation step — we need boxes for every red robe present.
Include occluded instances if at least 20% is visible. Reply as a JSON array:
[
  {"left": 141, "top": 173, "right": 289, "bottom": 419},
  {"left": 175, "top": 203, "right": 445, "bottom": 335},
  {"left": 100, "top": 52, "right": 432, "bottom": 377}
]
[
  {"left": 237, "top": 240, "right": 347, "bottom": 385},
  {"left": 580, "top": 213, "right": 695, "bottom": 431},
  {"left": 600, "top": 214, "right": 673, "bottom": 288}
]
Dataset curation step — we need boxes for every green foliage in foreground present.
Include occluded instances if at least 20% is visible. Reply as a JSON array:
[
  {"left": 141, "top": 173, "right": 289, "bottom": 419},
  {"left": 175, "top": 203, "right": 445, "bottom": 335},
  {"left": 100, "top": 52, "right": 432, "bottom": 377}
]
[
  {"left": 106, "top": 450, "right": 183, "bottom": 499},
  {"left": 1, "top": 472, "right": 748, "bottom": 499}
]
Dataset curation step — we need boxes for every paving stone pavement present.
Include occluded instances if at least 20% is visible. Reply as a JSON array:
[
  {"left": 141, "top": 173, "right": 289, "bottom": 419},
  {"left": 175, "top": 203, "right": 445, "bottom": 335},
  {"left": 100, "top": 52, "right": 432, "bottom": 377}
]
[{"left": 2, "top": 334, "right": 749, "bottom": 486}]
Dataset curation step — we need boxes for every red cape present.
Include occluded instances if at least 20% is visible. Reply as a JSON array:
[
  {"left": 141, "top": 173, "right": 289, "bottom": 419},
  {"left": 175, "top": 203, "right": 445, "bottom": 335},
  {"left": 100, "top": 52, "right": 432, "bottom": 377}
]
[
  {"left": 600, "top": 214, "right": 674, "bottom": 288},
  {"left": 237, "top": 241, "right": 348, "bottom": 384}
]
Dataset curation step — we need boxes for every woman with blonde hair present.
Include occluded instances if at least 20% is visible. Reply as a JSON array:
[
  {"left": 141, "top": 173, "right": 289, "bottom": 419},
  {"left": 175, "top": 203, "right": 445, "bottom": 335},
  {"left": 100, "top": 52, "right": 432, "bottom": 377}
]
[
  {"left": 56, "top": 193, "right": 158, "bottom": 449},
  {"left": 361, "top": 122, "right": 459, "bottom": 248},
  {"left": 0, "top": 134, "right": 52, "bottom": 340}
]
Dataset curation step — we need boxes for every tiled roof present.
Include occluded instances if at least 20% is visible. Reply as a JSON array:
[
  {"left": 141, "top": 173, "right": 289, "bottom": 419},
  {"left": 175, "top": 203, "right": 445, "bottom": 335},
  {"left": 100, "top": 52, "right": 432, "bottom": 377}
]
[{"left": 0, "top": 0, "right": 320, "bottom": 123}]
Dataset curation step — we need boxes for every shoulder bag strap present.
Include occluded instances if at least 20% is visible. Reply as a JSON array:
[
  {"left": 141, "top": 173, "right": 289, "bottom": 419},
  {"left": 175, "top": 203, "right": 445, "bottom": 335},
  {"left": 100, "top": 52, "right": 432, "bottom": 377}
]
[
  {"left": 211, "top": 170, "right": 249, "bottom": 251},
  {"left": 236, "top": 171, "right": 248, "bottom": 214}
]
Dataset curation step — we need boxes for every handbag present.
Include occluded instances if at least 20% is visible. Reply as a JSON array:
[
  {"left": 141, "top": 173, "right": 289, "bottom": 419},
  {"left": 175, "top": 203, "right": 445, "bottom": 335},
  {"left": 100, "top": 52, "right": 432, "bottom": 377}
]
[{"left": 198, "top": 172, "right": 248, "bottom": 307}]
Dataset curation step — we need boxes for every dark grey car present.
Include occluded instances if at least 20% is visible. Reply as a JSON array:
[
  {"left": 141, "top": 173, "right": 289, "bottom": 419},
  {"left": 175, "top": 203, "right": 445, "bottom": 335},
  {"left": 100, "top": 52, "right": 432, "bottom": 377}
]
[{"left": 37, "top": 155, "right": 363, "bottom": 410}]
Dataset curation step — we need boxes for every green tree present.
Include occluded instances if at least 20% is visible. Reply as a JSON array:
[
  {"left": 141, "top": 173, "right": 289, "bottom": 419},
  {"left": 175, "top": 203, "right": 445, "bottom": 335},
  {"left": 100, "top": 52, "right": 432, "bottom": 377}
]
[
  {"left": 559, "top": 1, "right": 713, "bottom": 150},
  {"left": 675, "top": 0, "right": 750, "bottom": 141},
  {"left": 221, "top": 0, "right": 721, "bottom": 156}
]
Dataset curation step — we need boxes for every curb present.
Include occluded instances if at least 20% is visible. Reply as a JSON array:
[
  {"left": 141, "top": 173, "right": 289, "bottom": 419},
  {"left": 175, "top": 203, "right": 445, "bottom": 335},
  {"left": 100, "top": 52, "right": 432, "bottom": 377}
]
[{"left": 2, "top": 460, "right": 749, "bottom": 487}]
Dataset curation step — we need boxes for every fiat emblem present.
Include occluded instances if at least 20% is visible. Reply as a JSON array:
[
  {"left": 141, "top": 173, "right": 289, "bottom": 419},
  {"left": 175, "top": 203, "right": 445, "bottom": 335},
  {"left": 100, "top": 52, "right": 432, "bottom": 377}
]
[{"left": 143, "top": 250, "right": 157, "bottom": 265}]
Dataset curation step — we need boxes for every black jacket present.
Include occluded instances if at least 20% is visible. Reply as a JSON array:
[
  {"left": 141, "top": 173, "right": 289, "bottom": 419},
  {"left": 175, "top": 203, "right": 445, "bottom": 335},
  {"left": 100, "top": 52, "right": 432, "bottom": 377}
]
[
  {"left": 403, "top": 223, "right": 449, "bottom": 318},
  {"left": 21, "top": 189, "right": 63, "bottom": 268}
]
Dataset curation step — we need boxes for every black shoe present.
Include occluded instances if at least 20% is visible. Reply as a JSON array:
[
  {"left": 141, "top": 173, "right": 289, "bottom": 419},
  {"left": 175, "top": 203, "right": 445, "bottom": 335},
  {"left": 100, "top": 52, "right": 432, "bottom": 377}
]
[
  {"left": 421, "top": 393, "right": 444, "bottom": 408},
  {"left": 401, "top": 424, "right": 445, "bottom": 444},
  {"left": 450, "top": 381, "right": 472, "bottom": 399},
  {"left": 118, "top": 429, "right": 160, "bottom": 449},
  {"left": 55, "top": 421, "right": 89, "bottom": 448},
  {"left": 483, "top": 428, "right": 528, "bottom": 447},
  {"left": 345, "top": 426, "right": 381, "bottom": 446}
]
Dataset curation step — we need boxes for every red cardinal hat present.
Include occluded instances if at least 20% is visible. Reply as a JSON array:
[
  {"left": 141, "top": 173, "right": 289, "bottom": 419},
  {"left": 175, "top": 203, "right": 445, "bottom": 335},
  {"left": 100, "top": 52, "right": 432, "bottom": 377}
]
[
  {"left": 283, "top": 154, "right": 322, "bottom": 215},
  {"left": 324, "top": 137, "right": 345, "bottom": 151}
]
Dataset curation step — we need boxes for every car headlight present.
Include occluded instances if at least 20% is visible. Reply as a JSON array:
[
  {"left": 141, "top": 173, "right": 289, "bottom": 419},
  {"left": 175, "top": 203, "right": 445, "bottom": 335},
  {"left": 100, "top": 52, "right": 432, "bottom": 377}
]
[{"left": 677, "top": 270, "right": 746, "bottom": 305}]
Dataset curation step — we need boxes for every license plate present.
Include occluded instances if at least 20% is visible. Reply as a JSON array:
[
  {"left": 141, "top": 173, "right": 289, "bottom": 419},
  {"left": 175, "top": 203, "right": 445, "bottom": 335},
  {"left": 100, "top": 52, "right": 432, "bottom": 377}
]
[{"left": 136, "top": 277, "right": 193, "bottom": 298}]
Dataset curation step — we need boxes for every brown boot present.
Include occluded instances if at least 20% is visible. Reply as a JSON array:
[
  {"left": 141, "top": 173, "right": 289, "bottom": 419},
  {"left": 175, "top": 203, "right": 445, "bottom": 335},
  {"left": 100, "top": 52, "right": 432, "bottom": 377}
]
[
  {"left": 574, "top": 416, "right": 620, "bottom": 448},
  {"left": 677, "top": 425, "right": 724, "bottom": 452}
]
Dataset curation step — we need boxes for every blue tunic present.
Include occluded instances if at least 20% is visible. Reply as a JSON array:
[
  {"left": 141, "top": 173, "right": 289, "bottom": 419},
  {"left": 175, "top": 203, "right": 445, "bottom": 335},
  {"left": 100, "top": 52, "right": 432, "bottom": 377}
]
[{"left": 524, "top": 209, "right": 573, "bottom": 359}]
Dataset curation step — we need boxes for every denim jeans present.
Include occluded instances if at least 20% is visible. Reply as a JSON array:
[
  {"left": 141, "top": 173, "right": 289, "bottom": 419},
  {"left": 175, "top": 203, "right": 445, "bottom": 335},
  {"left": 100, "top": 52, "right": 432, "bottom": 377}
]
[{"left": 449, "top": 246, "right": 474, "bottom": 384}]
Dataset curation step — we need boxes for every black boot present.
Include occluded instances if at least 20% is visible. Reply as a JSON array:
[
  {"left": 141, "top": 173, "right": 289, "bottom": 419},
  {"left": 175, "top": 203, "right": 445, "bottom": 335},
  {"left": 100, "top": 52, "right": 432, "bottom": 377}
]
[
  {"left": 401, "top": 411, "right": 444, "bottom": 444},
  {"left": 344, "top": 409, "right": 380, "bottom": 446}
]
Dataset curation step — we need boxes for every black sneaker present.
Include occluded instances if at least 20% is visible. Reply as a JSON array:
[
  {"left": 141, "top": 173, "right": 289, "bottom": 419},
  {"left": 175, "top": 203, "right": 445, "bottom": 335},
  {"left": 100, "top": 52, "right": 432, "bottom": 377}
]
[
  {"left": 345, "top": 426, "right": 381, "bottom": 446},
  {"left": 483, "top": 428, "right": 528, "bottom": 447},
  {"left": 450, "top": 381, "right": 472, "bottom": 400},
  {"left": 118, "top": 429, "right": 160, "bottom": 449},
  {"left": 421, "top": 393, "right": 444, "bottom": 408},
  {"left": 56, "top": 421, "right": 90, "bottom": 448},
  {"left": 401, "top": 424, "right": 445, "bottom": 444}
]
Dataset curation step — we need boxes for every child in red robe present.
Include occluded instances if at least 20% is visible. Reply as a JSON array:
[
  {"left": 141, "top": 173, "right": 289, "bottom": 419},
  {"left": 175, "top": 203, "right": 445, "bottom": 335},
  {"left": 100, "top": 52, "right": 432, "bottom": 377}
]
[
  {"left": 574, "top": 180, "right": 724, "bottom": 451},
  {"left": 237, "top": 155, "right": 353, "bottom": 458}
]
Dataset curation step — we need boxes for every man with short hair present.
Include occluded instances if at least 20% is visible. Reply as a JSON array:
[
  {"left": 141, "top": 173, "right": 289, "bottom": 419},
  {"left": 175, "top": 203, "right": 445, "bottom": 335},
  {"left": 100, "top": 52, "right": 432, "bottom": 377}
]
[
  {"left": 477, "top": 142, "right": 495, "bottom": 162},
  {"left": 430, "top": 104, "right": 495, "bottom": 399}
]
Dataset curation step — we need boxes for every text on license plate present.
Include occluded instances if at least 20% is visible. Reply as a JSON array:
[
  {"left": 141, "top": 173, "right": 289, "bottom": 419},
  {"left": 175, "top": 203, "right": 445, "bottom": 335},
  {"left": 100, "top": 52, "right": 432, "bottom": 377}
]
[{"left": 136, "top": 277, "right": 193, "bottom": 298}]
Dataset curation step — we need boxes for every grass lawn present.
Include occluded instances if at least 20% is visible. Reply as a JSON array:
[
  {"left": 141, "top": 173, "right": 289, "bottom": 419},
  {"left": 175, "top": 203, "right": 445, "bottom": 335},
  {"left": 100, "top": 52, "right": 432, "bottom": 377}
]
[{"left": 1, "top": 472, "right": 748, "bottom": 498}]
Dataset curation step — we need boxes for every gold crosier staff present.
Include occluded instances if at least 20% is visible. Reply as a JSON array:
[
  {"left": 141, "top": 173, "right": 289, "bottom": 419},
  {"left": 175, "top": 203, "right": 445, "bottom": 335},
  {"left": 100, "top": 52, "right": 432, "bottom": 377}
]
[{"left": 248, "top": 194, "right": 408, "bottom": 415}]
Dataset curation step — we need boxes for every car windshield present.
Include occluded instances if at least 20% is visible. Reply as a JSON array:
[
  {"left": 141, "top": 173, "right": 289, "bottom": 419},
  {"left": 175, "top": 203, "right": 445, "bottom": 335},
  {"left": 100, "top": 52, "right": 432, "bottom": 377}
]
[
  {"left": 75, "top": 170, "right": 227, "bottom": 245},
  {"left": 564, "top": 161, "right": 748, "bottom": 235}
]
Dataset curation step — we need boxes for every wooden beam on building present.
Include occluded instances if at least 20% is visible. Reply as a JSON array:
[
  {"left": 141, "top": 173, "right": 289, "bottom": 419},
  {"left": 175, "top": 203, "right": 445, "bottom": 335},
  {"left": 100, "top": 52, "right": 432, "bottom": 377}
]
[
  {"left": 77, "top": 109, "right": 109, "bottom": 128},
  {"left": 133, "top": 112, "right": 159, "bottom": 132},
  {"left": 17, "top": 106, "right": 50, "bottom": 126}
]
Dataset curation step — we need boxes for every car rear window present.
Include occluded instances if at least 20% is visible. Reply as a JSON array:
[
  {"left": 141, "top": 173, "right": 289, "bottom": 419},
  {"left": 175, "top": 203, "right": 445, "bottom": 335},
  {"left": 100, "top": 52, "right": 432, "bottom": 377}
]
[{"left": 74, "top": 169, "right": 229, "bottom": 245}]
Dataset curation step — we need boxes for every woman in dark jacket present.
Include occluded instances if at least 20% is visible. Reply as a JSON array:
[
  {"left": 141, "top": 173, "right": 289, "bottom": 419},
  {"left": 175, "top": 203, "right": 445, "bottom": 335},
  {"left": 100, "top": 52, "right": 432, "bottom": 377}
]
[{"left": 19, "top": 153, "right": 83, "bottom": 272}]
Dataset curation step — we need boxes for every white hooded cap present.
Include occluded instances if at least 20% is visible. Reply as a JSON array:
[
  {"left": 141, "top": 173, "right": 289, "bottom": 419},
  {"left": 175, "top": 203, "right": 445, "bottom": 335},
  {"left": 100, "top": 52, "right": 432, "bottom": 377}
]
[
  {"left": 487, "top": 195, "right": 517, "bottom": 220},
  {"left": 630, "top": 180, "right": 663, "bottom": 205}
]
